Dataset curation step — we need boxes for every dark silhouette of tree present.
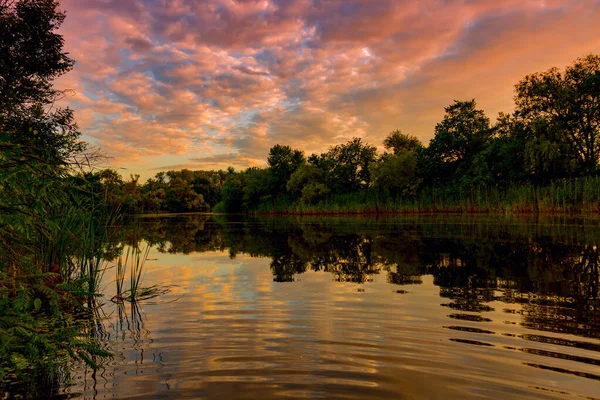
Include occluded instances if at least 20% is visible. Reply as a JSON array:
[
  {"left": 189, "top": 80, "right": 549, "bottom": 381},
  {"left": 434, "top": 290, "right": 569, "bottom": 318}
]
[
  {"left": 267, "top": 144, "right": 305, "bottom": 193},
  {"left": 420, "top": 100, "right": 492, "bottom": 186},
  {"left": 310, "top": 137, "right": 378, "bottom": 194},
  {"left": 383, "top": 130, "right": 422, "bottom": 154},
  {"left": 1, "top": 0, "right": 84, "bottom": 164},
  {"left": 515, "top": 54, "right": 600, "bottom": 175}
]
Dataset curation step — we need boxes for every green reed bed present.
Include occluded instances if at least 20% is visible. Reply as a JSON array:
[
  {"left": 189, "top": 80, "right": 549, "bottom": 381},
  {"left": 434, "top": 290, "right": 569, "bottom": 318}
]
[
  {"left": 253, "top": 177, "right": 600, "bottom": 216},
  {"left": 0, "top": 163, "right": 118, "bottom": 397}
]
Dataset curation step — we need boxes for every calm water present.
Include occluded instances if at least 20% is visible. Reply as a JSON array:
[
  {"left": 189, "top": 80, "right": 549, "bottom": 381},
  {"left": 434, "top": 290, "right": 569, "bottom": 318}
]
[{"left": 69, "top": 215, "right": 600, "bottom": 399}]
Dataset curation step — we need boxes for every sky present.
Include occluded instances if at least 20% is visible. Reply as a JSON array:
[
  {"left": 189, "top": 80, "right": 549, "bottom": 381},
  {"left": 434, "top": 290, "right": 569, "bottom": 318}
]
[{"left": 56, "top": 0, "right": 600, "bottom": 180}]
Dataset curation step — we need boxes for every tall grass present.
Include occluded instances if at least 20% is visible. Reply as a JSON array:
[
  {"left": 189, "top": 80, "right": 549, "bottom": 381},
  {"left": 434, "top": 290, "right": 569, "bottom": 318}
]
[
  {"left": 0, "top": 171, "right": 118, "bottom": 396},
  {"left": 111, "top": 228, "right": 171, "bottom": 303},
  {"left": 254, "top": 177, "right": 600, "bottom": 215}
]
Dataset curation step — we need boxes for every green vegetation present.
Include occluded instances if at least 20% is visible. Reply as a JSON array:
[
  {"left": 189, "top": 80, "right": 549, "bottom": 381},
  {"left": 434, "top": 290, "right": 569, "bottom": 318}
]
[
  {"left": 97, "top": 53, "right": 600, "bottom": 215},
  {"left": 0, "top": 1, "right": 157, "bottom": 396},
  {"left": 0, "top": 0, "right": 597, "bottom": 392}
]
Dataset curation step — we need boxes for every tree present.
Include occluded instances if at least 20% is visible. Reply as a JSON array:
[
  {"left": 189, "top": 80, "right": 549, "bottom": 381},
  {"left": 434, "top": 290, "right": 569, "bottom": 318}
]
[
  {"left": 242, "top": 167, "right": 273, "bottom": 210},
  {"left": 514, "top": 54, "right": 600, "bottom": 175},
  {"left": 484, "top": 113, "right": 528, "bottom": 184},
  {"left": 311, "top": 137, "right": 378, "bottom": 193},
  {"left": 287, "top": 164, "right": 329, "bottom": 204},
  {"left": 0, "top": 2, "right": 113, "bottom": 392},
  {"left": 220, "top": 175, "right": 244, "bottom": 213},
  {"left": 370, "top": 151, "right": 420, "bottom": 198},
  {"left": 1, "top": 0, "right": 88, "bottom": 262},
  {"left": 383, "top": 130, "right": 422, "bottom": 154},
  {"left": 0, "top": 0, "right": 84, "bottom": 164},
  {"left": 165, "top": 177, "right": 208, "bottom": 212},
  {"left": 267, "top": 144, "right": 305, "bottom": 193},
  {"left": 421, "top": 100, "right": 491, "bottom": 186},
  {"left": 287, "top": 164, "right": 323, "bottom": 194}
]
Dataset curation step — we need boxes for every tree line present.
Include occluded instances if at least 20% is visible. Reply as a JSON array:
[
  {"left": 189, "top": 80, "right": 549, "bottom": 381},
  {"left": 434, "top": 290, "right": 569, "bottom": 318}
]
[{"left": 96, "top": 53, "right": 600, "bottom": 214}]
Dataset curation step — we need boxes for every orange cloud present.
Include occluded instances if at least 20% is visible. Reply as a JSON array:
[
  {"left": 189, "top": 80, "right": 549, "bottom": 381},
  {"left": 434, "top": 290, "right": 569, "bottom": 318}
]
[{"left": 54, "top": 0, "right": 600, "bottom": 179}]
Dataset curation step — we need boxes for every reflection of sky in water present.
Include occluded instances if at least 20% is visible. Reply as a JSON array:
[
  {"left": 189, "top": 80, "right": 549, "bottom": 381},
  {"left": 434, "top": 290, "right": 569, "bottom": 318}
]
[{"left": 73, "top": 219, "right": 600, "bottom": 400}]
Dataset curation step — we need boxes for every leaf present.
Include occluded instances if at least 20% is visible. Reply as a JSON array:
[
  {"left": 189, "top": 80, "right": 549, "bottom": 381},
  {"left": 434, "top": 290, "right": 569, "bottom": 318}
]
[{"left": 33, "top": 298, "right": 42, "bottom": 312}]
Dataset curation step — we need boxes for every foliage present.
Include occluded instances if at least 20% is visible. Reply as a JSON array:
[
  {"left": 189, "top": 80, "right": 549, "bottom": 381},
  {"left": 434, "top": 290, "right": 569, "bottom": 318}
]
[
  {"left": 85, "top": 168, "right": 222, "bottom": 214},
  {"left": 420, "top": 100, "right": 491, "bottom": 186},
  {"left": 0, "top": 1, "right": 119, "bottom": 396},
  {"left": 310, "top": 137, "right": 378, "bottom": 194},
  {"left": 287, "top": 164, "right": 329, "bottom": 204},
  {"left": 0, "top": 0, "right": 85, "bottom": 165},
  {"left": 267, "top": 144, "right": 305, "bottom": 193},
  {"left": 0, "top": 272, "right": 111, "bottom": 395},
  {"left": 220, "top": 175, "right": 244, "bottom": 213},
  {"left": 300, "top": 182, "right": 330, "bottom": 205},
  {"left": 514, "top": 54, "right": 600, "bottom": 175},
  {"left": 383, "top": 130, "right": 422, "bottom": 154},
  {"left": 370, "top": 150, "right": 420, "bottom": 199},
  {"left": 242, "top": 167, "right": 274, "bottom": 210}
]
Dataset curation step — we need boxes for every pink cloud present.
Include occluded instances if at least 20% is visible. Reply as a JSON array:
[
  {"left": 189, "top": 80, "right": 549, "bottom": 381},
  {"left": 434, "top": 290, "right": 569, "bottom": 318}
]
[{"left": 53, "top": 0, "right": 600, "bottom": 180}]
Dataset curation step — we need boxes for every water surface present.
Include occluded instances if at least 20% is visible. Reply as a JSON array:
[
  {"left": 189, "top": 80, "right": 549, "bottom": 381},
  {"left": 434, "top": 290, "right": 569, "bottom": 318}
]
[{"left": 70, "top": 215, "right": 600, "bottom": 399}]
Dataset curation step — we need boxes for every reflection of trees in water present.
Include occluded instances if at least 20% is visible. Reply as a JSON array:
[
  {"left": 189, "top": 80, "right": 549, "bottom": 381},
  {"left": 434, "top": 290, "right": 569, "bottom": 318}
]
[
  {"left": 509, "top": 243, "right": 600, "bottom": 339},
  {"left": 130, "top": 215, "right": 599, "bottom": 338},
  {"left": 272, "top": 234, "right": 382, "bottom": 283},
  {"left": 374, "top": 234, "right": 423, "bottom": 285}
]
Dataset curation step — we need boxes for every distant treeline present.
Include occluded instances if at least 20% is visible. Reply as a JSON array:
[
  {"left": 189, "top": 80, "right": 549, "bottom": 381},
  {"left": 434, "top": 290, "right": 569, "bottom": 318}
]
[{"left": 94, "top": 54, "right": 600, "bottom": 214}]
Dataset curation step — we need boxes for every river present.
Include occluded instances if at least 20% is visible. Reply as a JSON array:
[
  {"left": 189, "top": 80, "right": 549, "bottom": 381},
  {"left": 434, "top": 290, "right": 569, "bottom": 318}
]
[{"left": 68, "top": 214, "right": 600, "bottom": 399}]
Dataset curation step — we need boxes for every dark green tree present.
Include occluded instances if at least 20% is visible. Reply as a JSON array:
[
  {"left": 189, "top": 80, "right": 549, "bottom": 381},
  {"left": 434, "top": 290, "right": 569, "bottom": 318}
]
[
  {"left": 420, "top": 100, "right": 491, "bottom": 186},
  {"left": 0, "top": 2, "right": 113, "bottom": 394},
  {"left": 220, "top": 175, "right": 244, "bottom": 213},
  {"left": 0, "top": 0, "right": 84, "bottom": 164},
  {"left": 311, "top": 137, "right": 378, "bottom": 193},
  {"left": 370, "top": 151, "right": 420, "bottom": 198},
  {"left": 267, "top": 144, "right": 305, "bottom": 193},
  {"left": 483, "top": 113, "right": 528, "bottom": 184},
  {"left": 287, "top": 164, "right": 329, "bottom": 205},
  {"left": 383, "top": 130, "right": 422, "bottom": 154},
  {"left": 242, "top": 167, "right": 273, "bottom": 210},
  {"left": 514, "top": 54, "right": 600, "bottom": 175}
]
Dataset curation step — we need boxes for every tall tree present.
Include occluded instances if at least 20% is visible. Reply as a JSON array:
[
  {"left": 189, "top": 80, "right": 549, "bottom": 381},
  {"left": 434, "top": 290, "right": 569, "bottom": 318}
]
[
  {"left": 267, "top": 144, "right": 305, "bottom": 193},
  {"left": 421, "top": 100, "right": 491, "bottom": 186},
  {"left": 0, "top": 0, "right": 83, "bottom": 163},
  {"left": 514, "top": 54, "right": 600, "bottom": 174}
]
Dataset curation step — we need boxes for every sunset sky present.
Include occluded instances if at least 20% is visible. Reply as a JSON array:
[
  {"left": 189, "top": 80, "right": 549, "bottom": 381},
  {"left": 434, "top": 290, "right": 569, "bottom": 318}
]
[{"left": 56, "top": 0, "right": 600, "bottom": 180}]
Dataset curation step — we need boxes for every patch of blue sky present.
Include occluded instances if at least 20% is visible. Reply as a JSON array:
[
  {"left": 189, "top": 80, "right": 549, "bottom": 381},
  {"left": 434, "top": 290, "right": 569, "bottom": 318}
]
[
  {"left": 281, "top": 79, "right": 307, "bottom": 104},
  {"left": 236, "top": 109, "right": 261, "bottom": 127},
  {"left": 79, "top": 133, "right": 101, "bottom": 146},
  {"left": 229, "top": 52, "right": 246, "bottom": 59},
  {"left": 254, "top": 49, "right": 275, "bottom": 62},
  {"left": 279, "top": 97, "right": 302, "bottom": 112},
  {"left": 201, "top": 98, "right": 218, "bottom": 107},
  {"left": 197, "top": 125, "right": 221, "bottom": 139},
  {"left": 119, "top": 49, "right": 141, "bottom": 70},
  {"left": 92, "top": 113, "right": 123, "bottom": 124}
]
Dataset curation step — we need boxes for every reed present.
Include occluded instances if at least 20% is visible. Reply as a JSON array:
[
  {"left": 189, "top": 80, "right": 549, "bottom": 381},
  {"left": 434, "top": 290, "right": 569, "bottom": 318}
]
[
  {"left": 0, "top": 165, "right": 121, "bottom": 395},
  {"left": 253, "top": 177, "right": 600, "bottom": 216},
  {"left": 112, "top": 238, "right": 171, "bottom": 303}
]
